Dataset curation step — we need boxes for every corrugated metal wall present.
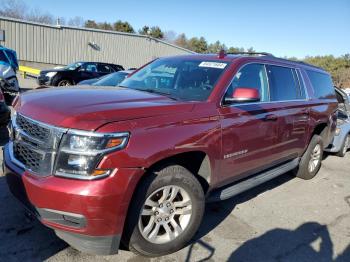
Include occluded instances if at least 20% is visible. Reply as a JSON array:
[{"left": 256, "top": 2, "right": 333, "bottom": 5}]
[{"left": 0, "top": 17, "right": 193, "bottom": 69}]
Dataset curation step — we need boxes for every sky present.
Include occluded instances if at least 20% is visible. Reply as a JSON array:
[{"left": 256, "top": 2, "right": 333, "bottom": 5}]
[{"left": 26, "top": 0, "right": 350, "bottom": 58}]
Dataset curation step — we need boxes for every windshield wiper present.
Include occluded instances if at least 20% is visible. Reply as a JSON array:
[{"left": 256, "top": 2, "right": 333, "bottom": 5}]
[{"left": 133, "top": 88, "right": 179, "bottom": 101}]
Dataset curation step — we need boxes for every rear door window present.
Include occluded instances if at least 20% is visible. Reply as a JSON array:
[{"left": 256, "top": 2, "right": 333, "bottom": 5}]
[
  {"left": 97, "top": 64, "right": 113, "bottom": 73},
  {"left": 306, "top": 70, "right": 335, "bottom": 99},
  {"left": 82, "top": 63, "right": 97, "bottom": 72},
  {"left": 267, "top": 65, "right": 299, "bottom": 101}
]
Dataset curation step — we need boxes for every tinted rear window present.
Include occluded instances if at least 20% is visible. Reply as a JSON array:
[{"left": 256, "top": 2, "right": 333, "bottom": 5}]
[
  {"left": 306, "top": 70, "right": 335, "bottom": 99},
  {"left": 267, "top": 65, "right": 299, "bottom": 101}
]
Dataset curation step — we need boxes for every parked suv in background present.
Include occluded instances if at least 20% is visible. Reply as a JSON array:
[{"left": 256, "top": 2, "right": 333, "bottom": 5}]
[
  {"left": 37, "top": 61, "right": 124, "bottom": 86},
  {"left": 4, "top": 52, "right": 337, "bottom": 257},
  {"left": 325, "top": 87, "right": 350, "bottom": 157}
]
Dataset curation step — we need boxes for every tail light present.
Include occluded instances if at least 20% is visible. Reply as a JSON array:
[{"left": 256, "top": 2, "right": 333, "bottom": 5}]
[{"left": 0, "top": 90, "right": 4, "bottom": 102}]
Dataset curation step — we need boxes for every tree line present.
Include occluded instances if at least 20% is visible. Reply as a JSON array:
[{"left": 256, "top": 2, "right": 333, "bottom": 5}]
[
  {"left": 288, "top": 55, "right": 350, "bottom": 88},
  {"left": 0, "top": 0, "right": 253, "bottom": 54},
  {"left": 0, "top": 0, "right": 349, "bottom": 87}
]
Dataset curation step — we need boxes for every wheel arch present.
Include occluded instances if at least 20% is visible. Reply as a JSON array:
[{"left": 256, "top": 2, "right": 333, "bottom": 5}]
[
  {"left": 311, "top": 122, "right": 329, "bottom": 146},
  {"left": 145, "top": 150, "right": 212, "bottom": 194},
  {"left": 52, "top": 74, "right": 74, "bottom": 86}
]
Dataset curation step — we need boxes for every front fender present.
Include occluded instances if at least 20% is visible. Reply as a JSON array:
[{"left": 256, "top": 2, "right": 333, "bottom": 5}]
[{"left": 96, "top": 107, "right": 222, "bottom": 180}]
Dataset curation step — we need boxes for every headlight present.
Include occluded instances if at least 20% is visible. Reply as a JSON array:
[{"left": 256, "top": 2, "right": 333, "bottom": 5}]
[
  {"left": 54, "top": 130, "right": 129, "bottom": 180},
  {"left": 335, "top": 128, "right": 341, "bottom": 136},
  {"left": 46, "top": 72, "right": 57, "bottom": 78}
]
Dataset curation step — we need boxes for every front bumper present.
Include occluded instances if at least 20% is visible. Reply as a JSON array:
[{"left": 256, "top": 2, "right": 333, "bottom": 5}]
[
  {"left": 37, "top": 75, "right": 52, "bottom": 86},
  {"left": 3, "top": 143, "right": 144, "bottom": 255}
]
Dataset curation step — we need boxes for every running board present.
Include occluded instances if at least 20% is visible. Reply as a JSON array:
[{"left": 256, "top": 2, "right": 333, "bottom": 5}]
[{"left": 208, "top": 158, "right": 300, "bottom": 202}]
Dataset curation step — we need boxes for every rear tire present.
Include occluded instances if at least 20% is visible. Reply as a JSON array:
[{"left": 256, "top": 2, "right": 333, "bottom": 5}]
[
  {"left": 336, "top": 135, "right": 349, "bottom": 157},
  {"left": 122, "top": 165, "right": 205, "bottom": 257},
  {"left": 295, "top": 135, "right": 323, "bottom": 180}
]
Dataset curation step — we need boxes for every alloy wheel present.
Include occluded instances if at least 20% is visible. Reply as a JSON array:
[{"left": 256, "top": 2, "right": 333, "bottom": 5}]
[
  {"left": 308, "top": 144, "right": 321, "bottom": 172},
  {"left": 58, "top": 80, "right": 71, "bottom": 86},
  {"left": 138, "top": 185, "right": 192, "bottom": 244}
]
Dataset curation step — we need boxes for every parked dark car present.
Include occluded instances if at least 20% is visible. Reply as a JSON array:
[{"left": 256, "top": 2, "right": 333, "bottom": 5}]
[
  {"left": 37, "top": 62, "right": 124, "bottom": 86},
  {"left": 78, "top": 70, "right": 134, "bottom": 86},
  {"left": 0, "top": 89, "right": 10, "bottom": 128},
  {"left": 5, "top": 52, "right": 337, "bottom": 257}
]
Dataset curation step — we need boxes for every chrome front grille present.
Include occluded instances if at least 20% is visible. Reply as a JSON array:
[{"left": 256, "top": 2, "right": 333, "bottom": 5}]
[
  {"left": 14, "top": 142, "right": 43, "bottom": 172},
  {"left": 16, "top": 113, "right": 51, "bottom": 142},
  {"left": 10, "top": 113, "right": 67, "bottom": 176}
]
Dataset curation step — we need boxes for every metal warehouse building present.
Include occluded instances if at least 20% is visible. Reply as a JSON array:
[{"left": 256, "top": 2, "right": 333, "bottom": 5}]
[{"left": 0, "top": 17, "right": 192, "bottom": 69}]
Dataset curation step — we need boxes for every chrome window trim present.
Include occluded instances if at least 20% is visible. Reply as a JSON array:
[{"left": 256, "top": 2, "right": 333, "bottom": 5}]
[
  {"left": 295, "top": 68, "right": 310, "bottom": 100},
  {"left": 220, "top": 62, "right": 310, "bottom": 108},
  {"left": 263, "top": 64, "right": 271, "bottom": 101}
]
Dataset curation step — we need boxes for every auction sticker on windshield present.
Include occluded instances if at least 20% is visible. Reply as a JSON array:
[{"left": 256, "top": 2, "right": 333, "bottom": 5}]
[{"left": 199, "top": 61, "right": 227, "bottom": 69}]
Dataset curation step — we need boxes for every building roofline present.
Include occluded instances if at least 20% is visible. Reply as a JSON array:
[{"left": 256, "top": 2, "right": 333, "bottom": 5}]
[{"left": 0, "top": 16, "right": 195, "bottom": 54}]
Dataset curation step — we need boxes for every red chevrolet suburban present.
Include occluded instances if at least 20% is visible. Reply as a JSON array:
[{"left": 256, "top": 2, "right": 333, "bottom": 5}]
[{"left": 3, "top": 52, "right": 337, "bottom": 257}]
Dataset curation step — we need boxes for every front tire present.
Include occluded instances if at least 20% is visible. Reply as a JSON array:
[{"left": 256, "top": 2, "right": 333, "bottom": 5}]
[
  {"left": 57, "top": 79, "right": 72, "bottom": 86},
  {"left": 295, "top": 135, "right": 323, "bottom": 180},
  {"left": 336, "top": 134, "right": 349, "bottom": 157},
  {"left": 123, "top": 165, "right": 205, "bottom": 257}
]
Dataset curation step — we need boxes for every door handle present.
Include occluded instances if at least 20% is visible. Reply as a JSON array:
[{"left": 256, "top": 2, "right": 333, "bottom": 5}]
[{"left": 264, "top": 114, "right": 278, "bottom": 121}]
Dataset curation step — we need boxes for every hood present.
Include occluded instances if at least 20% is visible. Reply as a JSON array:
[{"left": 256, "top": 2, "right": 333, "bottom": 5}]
[
  {"left": 15, "top": 86, "right": 195, "bottom": 130},
  {"left": 40, "top": 68, "right": 68, "bottom": 74}
]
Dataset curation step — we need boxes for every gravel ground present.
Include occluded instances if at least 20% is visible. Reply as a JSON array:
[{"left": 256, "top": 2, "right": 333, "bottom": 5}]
[{"left": 0, "top": 77, "right": 349, "bottom": 261}]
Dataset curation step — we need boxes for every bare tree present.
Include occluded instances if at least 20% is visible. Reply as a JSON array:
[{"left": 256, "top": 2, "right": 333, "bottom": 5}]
[
  {"left": 67, "top": 16, "right": 84, "bottom": 27},
  {"left": 163, "top": 30, "right": 177, "bottom": 43},
  {"left": 27, "top": 8, "right": 55, "bottom": 24},
  {"left": 334, "top": 68, "right": 350, "bottom": 88},
  {"left": 0, "top": 0, "right": 27, "bottom": 19}
]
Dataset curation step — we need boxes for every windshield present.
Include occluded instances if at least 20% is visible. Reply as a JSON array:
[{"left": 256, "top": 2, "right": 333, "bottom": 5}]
[
  {"left": 121, "top": 58, "right": 229, "bottom": 101},
  {"left": 92, "top": 72, "right": 129, "bottom": 86},
  {"left": 64, "top": 62, "right": 83, "bottom": 70}
]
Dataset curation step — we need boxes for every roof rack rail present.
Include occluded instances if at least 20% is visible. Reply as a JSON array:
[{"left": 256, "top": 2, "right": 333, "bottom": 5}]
[{"left": 226, "top": 51, "right": 274, "bottom": 57}]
